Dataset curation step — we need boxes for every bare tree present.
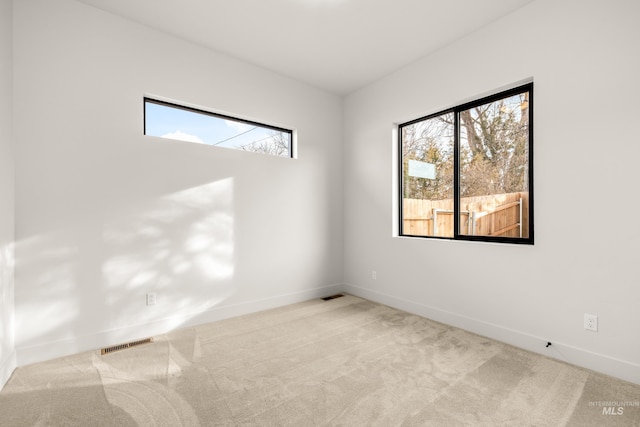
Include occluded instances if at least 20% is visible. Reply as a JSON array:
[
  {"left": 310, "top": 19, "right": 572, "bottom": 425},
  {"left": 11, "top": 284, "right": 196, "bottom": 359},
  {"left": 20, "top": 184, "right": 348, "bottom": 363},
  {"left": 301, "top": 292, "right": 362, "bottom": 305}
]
[
  {"left": 459, "top": 93, "right": 529, "bottom": 197},
  {"left": 241, "top": 131, "right": 290, "bottom": 157},
  {"left": 403, "top": 92, "right": 529, "bottom": 200},
  {"left": 402, "top": 113, "right": 454, "bottom": 200}
]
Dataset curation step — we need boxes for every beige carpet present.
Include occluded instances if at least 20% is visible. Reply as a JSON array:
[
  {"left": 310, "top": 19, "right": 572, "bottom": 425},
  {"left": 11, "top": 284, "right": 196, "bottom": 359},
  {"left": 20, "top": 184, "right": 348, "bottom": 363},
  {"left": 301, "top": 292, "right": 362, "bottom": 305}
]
[{"left": 1, "top": 294, "right": 638, "bottom": 426}]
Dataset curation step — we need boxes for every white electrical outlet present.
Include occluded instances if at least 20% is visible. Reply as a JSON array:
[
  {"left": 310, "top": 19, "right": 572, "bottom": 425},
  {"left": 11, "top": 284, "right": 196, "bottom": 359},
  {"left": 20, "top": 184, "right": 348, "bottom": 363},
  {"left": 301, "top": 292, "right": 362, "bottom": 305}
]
[
  {"left": 146, "top": 293, "right": 156, "bottom": 306},
  {"left": 372, "top": 270, "right": 377, "bottom": 280},
  {"left": 584, "top": 313, "right": 598, "bottom": 331}
]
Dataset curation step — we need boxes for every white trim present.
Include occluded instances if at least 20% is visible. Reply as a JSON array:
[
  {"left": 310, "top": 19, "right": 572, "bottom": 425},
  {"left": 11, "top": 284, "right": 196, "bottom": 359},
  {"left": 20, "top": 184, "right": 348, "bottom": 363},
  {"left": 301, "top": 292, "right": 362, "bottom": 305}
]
[
  {"left": 16, "top": 284, "right": 345, "bottom": 367},
  {"left": 0, "top": 350, "right": 17, "bottom": 391},
  {"left": 344, "top": 283, "right": 640, "bottom": 385}
]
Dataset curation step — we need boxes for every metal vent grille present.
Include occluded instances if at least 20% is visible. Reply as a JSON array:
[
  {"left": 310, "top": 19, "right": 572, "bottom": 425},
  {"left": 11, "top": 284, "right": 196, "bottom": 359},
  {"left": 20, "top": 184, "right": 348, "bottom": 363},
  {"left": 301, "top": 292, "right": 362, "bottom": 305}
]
[
  {"left": 101, "top": 337, "right": 154, "bottom": 355},
  {"left": 322, "top": 294, "right": 344, "bottom": 301}
]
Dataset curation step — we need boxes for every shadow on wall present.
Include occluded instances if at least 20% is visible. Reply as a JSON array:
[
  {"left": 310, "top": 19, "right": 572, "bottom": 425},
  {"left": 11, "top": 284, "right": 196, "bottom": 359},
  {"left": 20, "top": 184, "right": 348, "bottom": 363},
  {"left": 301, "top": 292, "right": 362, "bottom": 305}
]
[{"left": 15, "top": 177, "right": 235, "bottom": 357}]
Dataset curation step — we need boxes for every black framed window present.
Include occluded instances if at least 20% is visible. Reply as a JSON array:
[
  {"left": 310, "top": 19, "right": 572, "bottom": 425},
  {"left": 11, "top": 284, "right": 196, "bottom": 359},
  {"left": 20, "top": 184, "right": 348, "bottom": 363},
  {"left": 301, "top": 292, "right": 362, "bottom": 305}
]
[
  {"left": 399, "top": 83, "right": 533, "bottom": 244},
  {"left": 144, "top": 98, "right": 293, "bottom": 158}
]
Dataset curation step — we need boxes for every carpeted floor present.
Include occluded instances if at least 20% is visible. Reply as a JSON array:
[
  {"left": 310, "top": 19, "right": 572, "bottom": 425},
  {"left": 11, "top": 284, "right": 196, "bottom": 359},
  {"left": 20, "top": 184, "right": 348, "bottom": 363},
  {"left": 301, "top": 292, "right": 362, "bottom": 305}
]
[{"left": 1, "top": 294, "right": 638, "bottom": 426}]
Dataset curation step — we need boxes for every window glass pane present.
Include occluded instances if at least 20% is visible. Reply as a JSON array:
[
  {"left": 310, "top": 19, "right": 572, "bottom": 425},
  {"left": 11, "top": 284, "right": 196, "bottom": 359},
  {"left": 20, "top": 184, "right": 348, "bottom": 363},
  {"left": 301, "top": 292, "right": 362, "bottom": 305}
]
[
  {"left": 401, "top": 113, "right": 454, "bottom": 237},
  {"left": 144, "top": 99, "right": 292, "bottom": 158},
  {"left": 459, "top": 91, "right": 530, "bottom": 238}
]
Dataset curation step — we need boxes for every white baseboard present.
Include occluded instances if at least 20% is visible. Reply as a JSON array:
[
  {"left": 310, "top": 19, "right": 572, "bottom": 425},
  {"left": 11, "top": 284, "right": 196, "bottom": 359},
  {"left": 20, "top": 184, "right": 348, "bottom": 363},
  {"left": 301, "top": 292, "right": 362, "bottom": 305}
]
[
  {"left": 0, "top": 350, "right": 17, "bottom": 391},
  {"left": 344, "top": 283, "right": 640, "bottom": 385},
  {"left": 16, "top": 283, "right": 345, "bottom": 367}
]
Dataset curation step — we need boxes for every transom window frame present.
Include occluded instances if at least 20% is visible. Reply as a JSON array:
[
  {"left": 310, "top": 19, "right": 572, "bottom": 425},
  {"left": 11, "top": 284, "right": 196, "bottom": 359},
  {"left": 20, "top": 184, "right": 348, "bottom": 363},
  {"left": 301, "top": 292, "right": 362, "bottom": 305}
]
[
  {"left": 398, "top": 83, "right": 534, "bottom": 245},
  {"left": 144, "top": 97, "right": 295, "bottom": 159}
]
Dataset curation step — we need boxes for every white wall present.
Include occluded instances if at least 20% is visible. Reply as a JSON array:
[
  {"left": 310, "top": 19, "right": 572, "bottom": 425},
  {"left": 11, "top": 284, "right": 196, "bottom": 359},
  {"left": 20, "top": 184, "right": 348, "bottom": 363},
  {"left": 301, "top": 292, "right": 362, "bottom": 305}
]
[
  {"left": 343, "top": 0, "right": 640, "bottom": 384},
  {"left": 0, "top": 0, "right": 16, "bottom": 389},
  {"left": 13, "top": 0, "right": 343, "bottom": 365}
]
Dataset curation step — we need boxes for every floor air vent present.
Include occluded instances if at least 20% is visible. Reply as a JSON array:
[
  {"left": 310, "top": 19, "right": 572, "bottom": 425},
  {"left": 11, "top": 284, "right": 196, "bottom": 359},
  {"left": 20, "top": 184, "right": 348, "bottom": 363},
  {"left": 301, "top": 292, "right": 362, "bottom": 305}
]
[
  {"left": 322, "top": 294, "right": 344, "bottom": 301},
  {"left": 101, "top": 337, "right": 154, "bottom": 355}
]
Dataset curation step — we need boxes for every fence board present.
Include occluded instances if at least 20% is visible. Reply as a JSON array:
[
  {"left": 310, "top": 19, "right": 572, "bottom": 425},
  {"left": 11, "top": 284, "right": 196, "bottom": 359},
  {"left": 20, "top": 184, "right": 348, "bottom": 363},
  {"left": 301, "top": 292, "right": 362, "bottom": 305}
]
[{"left": 402, "top": 192, "right": 529, "bottom": 238}]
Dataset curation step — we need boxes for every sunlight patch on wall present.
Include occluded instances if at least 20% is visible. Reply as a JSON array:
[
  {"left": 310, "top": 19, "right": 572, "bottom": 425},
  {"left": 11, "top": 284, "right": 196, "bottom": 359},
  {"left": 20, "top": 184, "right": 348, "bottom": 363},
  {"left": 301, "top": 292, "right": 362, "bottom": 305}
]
[
  {"left": 14, "top": 236, "right": 80, "bottom": 348},
  {"left": 101, "top": 178, "right": 235, "bottom": 324},
  {"left": 14, "top": 178, "right": 236, "bottom": 356}
]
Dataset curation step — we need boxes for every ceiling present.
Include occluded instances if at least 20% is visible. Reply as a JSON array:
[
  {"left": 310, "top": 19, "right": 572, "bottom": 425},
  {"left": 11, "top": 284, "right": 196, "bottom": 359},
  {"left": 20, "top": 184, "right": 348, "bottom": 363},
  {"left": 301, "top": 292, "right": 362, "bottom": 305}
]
[{"left": 76, "top": 0, "right": 534, "bottom": 95}]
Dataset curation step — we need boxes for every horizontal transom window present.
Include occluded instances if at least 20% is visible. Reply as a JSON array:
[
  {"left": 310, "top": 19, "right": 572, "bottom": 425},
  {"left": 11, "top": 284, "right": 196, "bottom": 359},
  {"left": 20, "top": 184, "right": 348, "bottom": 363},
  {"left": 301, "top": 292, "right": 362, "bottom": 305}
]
[
  {"left": 144, "top": 98, "right": 293, "bottom": 158},
  {"left": 399, "top": 83, "right": 533, "bottom": 244}
]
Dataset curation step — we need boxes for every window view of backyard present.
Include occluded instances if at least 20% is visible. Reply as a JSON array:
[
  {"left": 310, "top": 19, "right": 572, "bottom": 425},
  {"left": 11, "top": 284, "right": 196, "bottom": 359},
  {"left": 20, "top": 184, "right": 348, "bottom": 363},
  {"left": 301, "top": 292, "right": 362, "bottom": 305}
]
[{"left": 400, "top": 84, "right": 532, "bottom": 243}]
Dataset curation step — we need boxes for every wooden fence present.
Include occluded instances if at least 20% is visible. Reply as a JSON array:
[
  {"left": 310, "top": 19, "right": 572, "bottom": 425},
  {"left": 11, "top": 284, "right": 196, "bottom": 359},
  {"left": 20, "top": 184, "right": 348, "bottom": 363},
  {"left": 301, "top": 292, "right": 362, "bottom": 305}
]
[{"left": 403, "top": 192, "right": 529, "bottom": 238}]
